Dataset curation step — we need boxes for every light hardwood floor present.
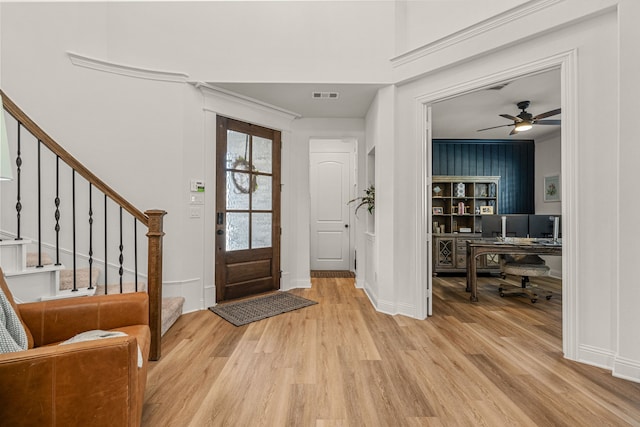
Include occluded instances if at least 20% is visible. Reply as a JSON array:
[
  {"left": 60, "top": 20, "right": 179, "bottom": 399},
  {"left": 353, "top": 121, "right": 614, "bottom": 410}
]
[{"left": 143, "top": 275, "right": 640, "bottom": 426}]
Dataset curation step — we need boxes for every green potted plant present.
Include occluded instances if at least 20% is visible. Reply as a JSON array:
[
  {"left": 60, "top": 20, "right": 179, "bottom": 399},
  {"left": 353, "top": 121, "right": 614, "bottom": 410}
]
[{"left": 348, "top": 185, "right": 375, "bottom": 215}]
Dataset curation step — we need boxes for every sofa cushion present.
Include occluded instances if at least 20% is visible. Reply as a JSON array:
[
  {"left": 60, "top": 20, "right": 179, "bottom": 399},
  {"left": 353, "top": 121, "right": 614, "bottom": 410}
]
[
  {"left": 0, "top": 286, "right": 28, "bottom": 353},
  {"left": 61, "top": 330, "right": 143, "bottom": 367},
  {"left": 0, "top": 270, "right": 33, "bottom": 349}
]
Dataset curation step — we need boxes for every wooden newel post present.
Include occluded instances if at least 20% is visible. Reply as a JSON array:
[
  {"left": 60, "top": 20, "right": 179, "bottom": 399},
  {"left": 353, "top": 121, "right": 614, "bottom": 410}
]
[{"left": 146, "top": 209, "right": 166, "bottom": 361}]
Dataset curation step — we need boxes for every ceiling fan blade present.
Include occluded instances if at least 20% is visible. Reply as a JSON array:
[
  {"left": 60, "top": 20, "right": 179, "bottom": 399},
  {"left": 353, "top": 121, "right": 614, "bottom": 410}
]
[
  {"left": 509, "top": 127, "right": 518, "bottom": 136},
  {"left": 499, "top": 113, "right": 521, "bottom": 122},
  {"left": 533, "top": 108, "right": 561, "bottom": 120},
  {"left": 534, "top": 119, "right": 561, "bottom": 126},
  {"left": 477, "top": 123, "right": 515, "bottom": 132}
]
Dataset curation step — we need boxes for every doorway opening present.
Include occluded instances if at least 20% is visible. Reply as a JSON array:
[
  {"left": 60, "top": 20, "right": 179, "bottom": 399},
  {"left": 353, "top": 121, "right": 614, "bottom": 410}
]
[
  {"left": 418, "top": 51, "right": 577, "bottom": 359},
  {"left": 309, "top": 139, "right": 357, "bottom": 274}
]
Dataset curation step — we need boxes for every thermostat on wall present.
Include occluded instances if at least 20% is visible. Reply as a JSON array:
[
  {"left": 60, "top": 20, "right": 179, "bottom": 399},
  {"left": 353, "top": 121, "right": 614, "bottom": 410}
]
[{"left": 190, "top": 179, "right": 205, "bottom": 192}]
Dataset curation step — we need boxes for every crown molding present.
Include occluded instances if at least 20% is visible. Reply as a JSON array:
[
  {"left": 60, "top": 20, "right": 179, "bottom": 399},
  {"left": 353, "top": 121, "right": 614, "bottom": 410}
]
[
  {"left": 391, "top": 0, "right": 563, "bottom": 68},
  {"left": 67, "top": 51, "right": 189, "bottom": 83},
  {"left": 193, "top": 82, "right": 302, "bottom": 121}
]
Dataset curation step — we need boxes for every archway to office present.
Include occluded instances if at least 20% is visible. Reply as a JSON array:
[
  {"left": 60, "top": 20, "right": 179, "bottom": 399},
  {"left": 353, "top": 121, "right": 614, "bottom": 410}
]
[{"left": 416, "top": 51, "right": 578, "bottom": 360}]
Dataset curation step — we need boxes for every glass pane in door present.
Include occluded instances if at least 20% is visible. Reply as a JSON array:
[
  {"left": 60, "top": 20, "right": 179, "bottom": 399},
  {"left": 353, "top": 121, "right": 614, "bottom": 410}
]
[
  {"left": 251, "top": 213, "right": 272, "bottom": 249},
  {"left": 252, "top": 137, "right": 273, "bottom": 173},
  {"left": 226, "top": 171, "right": 250, "bottom": 210},
  {"left": 227, "top": 130, "right": 251, "bottom": 169},
  {"left": 226, "top": 212, "right": 249, "bottom": 251},
  {"left": 253, "top": 175, "right": 272, "bottom": 211}
]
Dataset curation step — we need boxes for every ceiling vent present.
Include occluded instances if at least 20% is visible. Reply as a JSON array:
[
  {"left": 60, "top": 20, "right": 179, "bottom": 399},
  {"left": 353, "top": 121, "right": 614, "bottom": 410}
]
[{"left": 312, "top": 91, "right": 339, "bottom": 99}]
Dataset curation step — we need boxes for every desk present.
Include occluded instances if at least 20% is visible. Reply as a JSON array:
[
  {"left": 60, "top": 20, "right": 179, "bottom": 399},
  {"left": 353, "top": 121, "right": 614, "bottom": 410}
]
[{"left": 465, "top": 239, "right": 562, "bottom": 302}]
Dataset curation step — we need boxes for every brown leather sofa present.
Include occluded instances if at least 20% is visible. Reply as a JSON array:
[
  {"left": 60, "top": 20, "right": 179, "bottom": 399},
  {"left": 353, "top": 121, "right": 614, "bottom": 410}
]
[{"left": 0, "top": 270, "right": 150, "bottom": 426}]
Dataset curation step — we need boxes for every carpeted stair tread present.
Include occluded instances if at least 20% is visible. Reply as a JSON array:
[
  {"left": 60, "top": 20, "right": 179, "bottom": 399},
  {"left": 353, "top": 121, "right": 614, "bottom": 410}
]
[
  {"left": 59, "top": 267, "right": 101, "bottom": 290},
  {"left": 162, "top": 296, "right": 185, "bottom": 336},
  {"left": 94, "top": 281, "right": 147, "bottom": 295},
  {"left": 26, "top": 252, "right": 54, "bottom": 268},
  {"left": 94, "top": 281, "right": 183, "bottom": 336}
]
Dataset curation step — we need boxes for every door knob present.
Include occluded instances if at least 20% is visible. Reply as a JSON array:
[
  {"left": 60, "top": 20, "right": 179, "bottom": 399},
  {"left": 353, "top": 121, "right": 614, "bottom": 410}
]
[
  {"left": 345, "top": 224, "right": 349, "bottom": 228},
  {"left": 216, "top": 229, "right": 224, "bottom": 235}
]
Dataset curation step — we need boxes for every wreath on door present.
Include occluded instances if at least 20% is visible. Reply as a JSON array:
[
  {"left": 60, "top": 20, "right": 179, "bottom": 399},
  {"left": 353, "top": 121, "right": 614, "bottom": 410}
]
[{"left": 231, "top": 156, "right": 258, "bottom": 194}]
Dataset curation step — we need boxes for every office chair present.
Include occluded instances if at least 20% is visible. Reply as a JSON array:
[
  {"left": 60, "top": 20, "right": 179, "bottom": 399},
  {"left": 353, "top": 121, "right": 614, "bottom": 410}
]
[{"left": 498, "top": 254, "right": 552, "bottom": 303}]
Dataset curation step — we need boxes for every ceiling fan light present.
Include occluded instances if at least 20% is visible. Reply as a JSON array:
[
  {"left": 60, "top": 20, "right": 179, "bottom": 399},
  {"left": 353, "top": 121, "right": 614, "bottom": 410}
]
[{"left": 514, "top": 121, "right": 532, "bottom": 132}]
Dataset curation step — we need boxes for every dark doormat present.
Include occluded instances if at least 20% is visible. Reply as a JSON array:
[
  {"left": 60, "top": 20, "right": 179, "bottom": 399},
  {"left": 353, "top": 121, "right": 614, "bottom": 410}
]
[
  {"left": 310, "top": 270, "right": 355, "bottom": 278},
  {"left": 208, "top": 292, "right": 317, "bottom": 327}
]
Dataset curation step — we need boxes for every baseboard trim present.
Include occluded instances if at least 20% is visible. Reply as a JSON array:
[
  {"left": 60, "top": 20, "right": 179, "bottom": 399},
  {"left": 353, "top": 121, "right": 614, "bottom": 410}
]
[
  {"left": 578, "top": 344, "right": 615, "bottom": 370},
  {"left": 613, "top": 356, "right": 640, "bottom": 384},
  {"left": 284, "top": 279, "right": 312, "bottom": 291}
]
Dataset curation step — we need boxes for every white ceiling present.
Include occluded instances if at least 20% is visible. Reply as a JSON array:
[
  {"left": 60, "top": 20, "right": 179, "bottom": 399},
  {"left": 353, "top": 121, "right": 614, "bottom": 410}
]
[
  {"left": 211, "top": 82, "right": 387, "bottom": 119},
  {"left": 210, "top": 67, "right": 561, "bottom": 140},
  {"left": 432, "top": 68, "right": 561, "bottom": 140}
]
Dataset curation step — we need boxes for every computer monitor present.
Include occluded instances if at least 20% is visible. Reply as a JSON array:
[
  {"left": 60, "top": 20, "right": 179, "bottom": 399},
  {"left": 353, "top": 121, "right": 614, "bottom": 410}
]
[
  {"left": 481, "top": 214, "right": 529, "bottom": 238},
  {"left": 528, "top": 214, "right": 561, "bottom": 238},
  {"left": 481, "top": 215, "right": 503, "bottom": 238}
]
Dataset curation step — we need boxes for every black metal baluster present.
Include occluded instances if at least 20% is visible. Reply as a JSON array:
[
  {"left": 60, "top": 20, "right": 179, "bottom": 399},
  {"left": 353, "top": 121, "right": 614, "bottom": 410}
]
[
  {"left": 119, "top": 206, "right": 123, "bottom": 292},
  {"left": 15, "top": 123, "right": 22, "bottom": 240},
  {"left": 134, "top": 219, "right": 138, "bottom": 292},
  {"left": 88, "top": 183, "right": 94, "bottom": 290},
  {"left": 72, "top": 170, "right": 77, "bottom": 292},
  {"left": 104, "top": 195, "right": 108, "bottom": 293},
  {"left": 36, "top": 140, "right": 42, "bottom": 267},
  {"left": 54, "top": 157, "right": 61, "bottom": 265}
]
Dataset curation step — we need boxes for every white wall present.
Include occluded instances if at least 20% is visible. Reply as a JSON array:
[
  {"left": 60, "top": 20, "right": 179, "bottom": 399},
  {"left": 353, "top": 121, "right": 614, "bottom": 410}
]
[
  {"left": 106, "top": 1, "right": 395, "bottom": 84},
  {"left": 615, "top": 0, "right": 640, "bottom": 382},
  {"left": 363, "top": 86, "right": 396, "bottom": 314},
  {"left": 535, "top": 131, "right": 562, "bottom": 276},
  {"left": 394, "top": 0, "right": 528, "bottom": 55}
]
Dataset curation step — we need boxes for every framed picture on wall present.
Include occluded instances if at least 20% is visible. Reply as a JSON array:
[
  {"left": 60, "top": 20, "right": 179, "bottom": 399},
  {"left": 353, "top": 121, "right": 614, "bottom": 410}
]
[
  {"left": 432, "top": 207, "right": 444, "bottom": 215},
  {"left": 544, "top": 174, "right": 561, "bottom": 202}
]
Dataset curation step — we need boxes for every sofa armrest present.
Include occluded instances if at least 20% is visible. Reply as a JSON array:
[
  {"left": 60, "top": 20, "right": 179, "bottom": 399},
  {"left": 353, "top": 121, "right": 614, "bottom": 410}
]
[
  {"left": 18, "top": 292, "right": 149, "bottom": 347},
  {"left": 0, "top": 335, "right": 144, "bottom": 426}
]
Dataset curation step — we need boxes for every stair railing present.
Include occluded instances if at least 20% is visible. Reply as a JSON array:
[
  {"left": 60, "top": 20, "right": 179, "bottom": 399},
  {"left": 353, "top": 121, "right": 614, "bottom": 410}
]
[{"left": 0, "top": 90, "right": 166, "bottom": 360}]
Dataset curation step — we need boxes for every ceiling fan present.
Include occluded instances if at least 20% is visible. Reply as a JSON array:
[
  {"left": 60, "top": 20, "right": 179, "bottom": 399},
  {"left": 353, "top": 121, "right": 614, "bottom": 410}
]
[{"left": 477, "top": 100, "right": 561, "bottom": 135}]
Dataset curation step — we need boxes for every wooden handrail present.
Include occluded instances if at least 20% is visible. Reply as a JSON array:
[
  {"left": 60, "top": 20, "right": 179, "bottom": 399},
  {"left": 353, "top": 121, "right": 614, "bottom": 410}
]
[
  {"left": 0, "top": 90, "right": 148, "bottom": 225},
  {"left": 1, "top": 89, "right": 166, "bottom": 359}
]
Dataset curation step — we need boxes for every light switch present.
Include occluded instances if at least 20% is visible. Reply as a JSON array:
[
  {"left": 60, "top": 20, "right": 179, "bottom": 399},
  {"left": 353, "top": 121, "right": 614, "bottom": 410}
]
[{"left": 190, "top": 194, "right": 204, "bottom": 205}]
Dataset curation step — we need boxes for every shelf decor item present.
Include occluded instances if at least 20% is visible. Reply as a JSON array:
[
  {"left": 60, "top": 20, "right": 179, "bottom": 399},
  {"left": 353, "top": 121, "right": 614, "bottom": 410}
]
[
  {"left": 480, "top": 206, "right": 494, "bottom": 214},
  {"left": 455, "top": 182, "right": 466, "bottom": 197}
]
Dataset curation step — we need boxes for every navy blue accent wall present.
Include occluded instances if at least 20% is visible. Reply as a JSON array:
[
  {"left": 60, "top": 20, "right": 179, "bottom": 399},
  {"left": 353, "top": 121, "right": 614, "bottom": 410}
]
[{"left": 433, "top": 139, "right": 535, "bottom": 214}]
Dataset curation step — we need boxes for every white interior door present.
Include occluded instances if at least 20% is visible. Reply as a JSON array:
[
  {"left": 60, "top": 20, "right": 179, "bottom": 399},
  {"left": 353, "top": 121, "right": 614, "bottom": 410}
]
[{"left": 310, "top": 145, "right": 353, "bottom": 271}]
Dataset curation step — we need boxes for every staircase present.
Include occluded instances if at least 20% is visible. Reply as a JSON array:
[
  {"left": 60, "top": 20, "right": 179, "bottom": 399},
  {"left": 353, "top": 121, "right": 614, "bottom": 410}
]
[{"left": 0, "top": 90, "right": 175, "bottom": 358}]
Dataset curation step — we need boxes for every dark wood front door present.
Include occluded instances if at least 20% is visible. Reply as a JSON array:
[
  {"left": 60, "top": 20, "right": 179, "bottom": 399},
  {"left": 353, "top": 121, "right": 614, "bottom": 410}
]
[{"left": 215, "top": 116, "right": 281, "bottom": 302}]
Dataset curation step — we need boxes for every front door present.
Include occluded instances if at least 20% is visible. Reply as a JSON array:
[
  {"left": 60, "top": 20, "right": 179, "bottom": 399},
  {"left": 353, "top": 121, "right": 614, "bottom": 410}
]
[{"left": 215, "top": 116, "right": 281, "bottom": 302}]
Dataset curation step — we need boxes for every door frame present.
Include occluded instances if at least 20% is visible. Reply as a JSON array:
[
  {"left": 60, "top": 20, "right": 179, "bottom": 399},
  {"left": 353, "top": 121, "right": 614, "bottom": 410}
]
[
  {"left": 309, "top": 138, "right": 357, "bottom": 272},
  {"left": 214, "top": 116, "right": 281, "bottom": 302},
  {"left": 415, "top": 50, "right": 578, "bottom": 360}
]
